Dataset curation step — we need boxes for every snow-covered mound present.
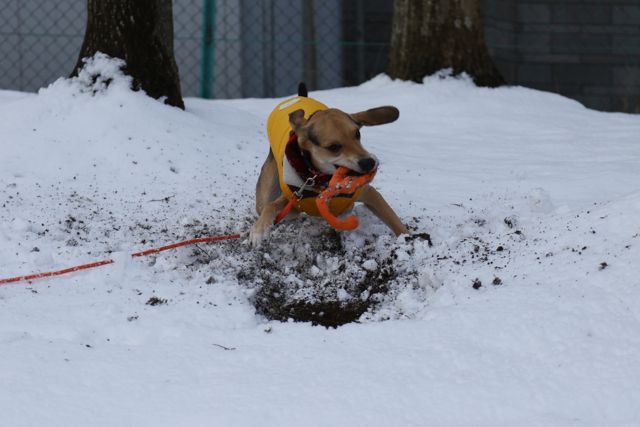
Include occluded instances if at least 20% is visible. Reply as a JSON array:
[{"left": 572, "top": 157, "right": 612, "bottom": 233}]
[{"left": 1, "top": 59, "right": 640, "bottom": 426}]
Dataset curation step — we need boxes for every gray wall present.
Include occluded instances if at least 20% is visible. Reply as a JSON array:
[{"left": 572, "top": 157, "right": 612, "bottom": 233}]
[{"left": 484, "top": 0, "right": 640, "bottom": 113}]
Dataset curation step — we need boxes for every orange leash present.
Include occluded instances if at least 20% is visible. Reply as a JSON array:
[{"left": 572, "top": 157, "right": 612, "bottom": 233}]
[
  {"left": 0, "top": 233, "right": 241, "bottom": 286},
  {"left": 274, "top": 196, "right": 298, "bottom": 225},
  {"left": 0, "top": 260, "right": 116, "bottom": 285},
  {"left": 130, "top": 234, "right": 240, "bottom": 257}
]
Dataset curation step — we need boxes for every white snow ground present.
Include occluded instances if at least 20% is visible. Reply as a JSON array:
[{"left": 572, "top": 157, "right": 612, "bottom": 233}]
[{"left": 2, "top": 57, "right": 640, "bottom": 426}]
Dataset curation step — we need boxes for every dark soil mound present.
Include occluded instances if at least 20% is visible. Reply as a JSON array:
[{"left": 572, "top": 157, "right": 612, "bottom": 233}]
[{"left": 236, "top": 218, "right": 402, "bottom": 327}]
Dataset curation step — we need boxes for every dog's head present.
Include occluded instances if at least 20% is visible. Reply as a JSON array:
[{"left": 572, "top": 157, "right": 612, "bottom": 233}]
[{"left": 288, "top": 106, "right": 399, "bottom": 175}]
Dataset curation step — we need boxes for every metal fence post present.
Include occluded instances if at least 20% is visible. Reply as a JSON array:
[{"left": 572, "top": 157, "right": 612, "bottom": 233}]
[
  {"left": 356, "top": 0, "right": 365, "bottom": 84},
  {"left": 302, "top": 0, "right": 318, "bottom": 91},
  {"left": 200, "top": 0, "right": 216, "bottom": 98}
]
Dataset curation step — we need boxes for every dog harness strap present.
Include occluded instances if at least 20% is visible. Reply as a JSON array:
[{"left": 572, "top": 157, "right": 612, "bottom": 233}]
[
  {"left": 274, "top": 174, "right": 317, "bottom": 224},
  {"left": 284, "top": 133, "right": 331, "bottom": 188}
]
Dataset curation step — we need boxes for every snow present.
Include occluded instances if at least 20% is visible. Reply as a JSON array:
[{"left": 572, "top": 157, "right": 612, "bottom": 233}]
[{"left": 2, "top": 58, "right": 640, "bottom": 426}]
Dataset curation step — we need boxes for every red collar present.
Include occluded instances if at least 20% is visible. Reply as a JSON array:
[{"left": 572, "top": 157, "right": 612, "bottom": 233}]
[{"left": 284, "top": 133, "right": 332, "bottom": 188}]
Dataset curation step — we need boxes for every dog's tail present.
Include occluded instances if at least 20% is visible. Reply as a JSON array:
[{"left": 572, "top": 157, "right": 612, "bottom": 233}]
[{"left": 298, "top": 82, "right": 308, "bottom": 97}]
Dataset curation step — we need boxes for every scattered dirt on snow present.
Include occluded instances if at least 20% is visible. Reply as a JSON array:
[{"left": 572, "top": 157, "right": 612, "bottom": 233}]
[
  {"left": 6, "top": 185, "right": 634, "bottom": 328},
  {"left": 132, "top": 211, "right": 435, "bottom": 327},
  {"left": 145, "top": 296, "right": 168, "bottom": 306}
]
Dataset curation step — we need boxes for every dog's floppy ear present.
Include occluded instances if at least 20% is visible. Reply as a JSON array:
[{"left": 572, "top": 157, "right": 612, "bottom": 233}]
[
  {"left": 289, "top": 109, "right": 307, "bottom": 132},
  {"left": 350, "top": 106, "right": 399, "bottom": 126}
]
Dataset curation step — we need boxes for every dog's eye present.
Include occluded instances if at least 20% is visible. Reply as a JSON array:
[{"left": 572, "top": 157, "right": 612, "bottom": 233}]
[
  {"left": 355, "top": 129, "right": 360, "bottom": 139},
  {"left": 326, "top": 144, "right": 342, "bottom": 153}
]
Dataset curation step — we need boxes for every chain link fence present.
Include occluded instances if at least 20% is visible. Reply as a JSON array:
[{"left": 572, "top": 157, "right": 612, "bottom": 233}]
[
  {"left": 0, "top": 0, "right": 392, "bottom": 99},
  {"left": 0, "top": 1, "right": 86, "bottom": 93},
  {"left": 1, "top": 0, "right": 636, "bottom": 111}
]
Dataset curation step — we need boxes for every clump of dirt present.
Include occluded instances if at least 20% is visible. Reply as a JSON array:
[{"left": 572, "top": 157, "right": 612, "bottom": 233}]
[
  {"left": 254, "top": 294, "right": 369, "bottom": 328},
  {"left": 146, "top": 296, "right": 167, "bottom": 306}
]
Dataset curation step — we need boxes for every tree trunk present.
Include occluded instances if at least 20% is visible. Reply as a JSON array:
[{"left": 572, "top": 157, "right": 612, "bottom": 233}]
[
  {"left": 388, "top": 0, "right": 504, "bottom": 87},
  {"left": 72, "top": 0, "right": 184, "bottom": 109}
]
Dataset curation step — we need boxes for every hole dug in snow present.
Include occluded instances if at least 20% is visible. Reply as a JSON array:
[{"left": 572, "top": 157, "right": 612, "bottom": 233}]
[{"left": 234, "top": 217, "right": 432, "bottom": 328}]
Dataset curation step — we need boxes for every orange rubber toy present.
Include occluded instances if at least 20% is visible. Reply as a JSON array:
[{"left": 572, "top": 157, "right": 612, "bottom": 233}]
[{"left": 315, "top": 166, "right": 377, "bottom": 231}]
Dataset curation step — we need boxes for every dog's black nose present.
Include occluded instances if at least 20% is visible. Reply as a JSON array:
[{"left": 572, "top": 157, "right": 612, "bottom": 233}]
[{"left": 358, "top": 157, "right": 376, "bottom": 172}]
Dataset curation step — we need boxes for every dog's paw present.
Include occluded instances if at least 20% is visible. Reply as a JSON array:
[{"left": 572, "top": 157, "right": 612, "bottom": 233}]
[{"left": 249, "top": 223, "right": 266, "bottom": 248}]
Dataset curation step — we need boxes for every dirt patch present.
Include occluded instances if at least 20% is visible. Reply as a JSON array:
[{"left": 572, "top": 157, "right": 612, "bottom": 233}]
[
  {"left": 252, "top": 254, "right": 396, "bottom": 328},
  {"left": 139, "top": 205, "right": 525, "bottom": 327},
  {"left": 231, "top": 217, "right": 420, "bottom": 327},
  {"left": 146, "top": 296, "right": 168, "bottom": 306}
]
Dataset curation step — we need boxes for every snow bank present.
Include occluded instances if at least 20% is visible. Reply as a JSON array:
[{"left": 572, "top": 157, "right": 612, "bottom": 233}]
[
  {"left": 41, "top": 52, "right": 133, "bottom": 98},
  {"left": 1, "top": 62, "right": 640, "bottom": 426}
]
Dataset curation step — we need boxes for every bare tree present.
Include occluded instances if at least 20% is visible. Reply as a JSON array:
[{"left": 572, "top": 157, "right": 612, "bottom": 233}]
[
  {"left": 388, "top": 0, "right": 504, "bottom": 87},
  {"left": 72, "top": 0, "right": 184, "bottom": 109}
]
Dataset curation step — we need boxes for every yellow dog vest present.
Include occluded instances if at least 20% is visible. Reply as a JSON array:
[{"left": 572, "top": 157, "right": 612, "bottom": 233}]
[{"left": 267, "top": 96, "right": 365, "bottom": 216}]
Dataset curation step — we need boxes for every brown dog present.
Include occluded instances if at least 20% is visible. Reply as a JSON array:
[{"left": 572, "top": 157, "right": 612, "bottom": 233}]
[{"left": 250, "top": 88, "right": 407, "bottom": 247}]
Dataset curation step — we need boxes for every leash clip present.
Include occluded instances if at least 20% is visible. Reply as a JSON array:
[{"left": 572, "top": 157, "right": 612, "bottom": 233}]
[{"left": 294, "top": 175, "right": 317, "bottom": 199}]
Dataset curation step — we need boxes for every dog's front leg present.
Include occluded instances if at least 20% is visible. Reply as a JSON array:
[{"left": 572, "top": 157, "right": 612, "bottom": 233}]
[
  {"left": 250, "top": 195, "right": 288, "bottom": 247},
  {"left": 359, "top": 186, "right": 408, "bottom": 236}
]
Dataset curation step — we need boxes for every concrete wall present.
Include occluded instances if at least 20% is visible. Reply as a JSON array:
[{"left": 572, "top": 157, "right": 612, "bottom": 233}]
[
  {"left": 483, "top": 0, "right": 518, "bottom": 82},
  {"left": 484, "top": 0, "right": 640, "bottom": 113}
]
